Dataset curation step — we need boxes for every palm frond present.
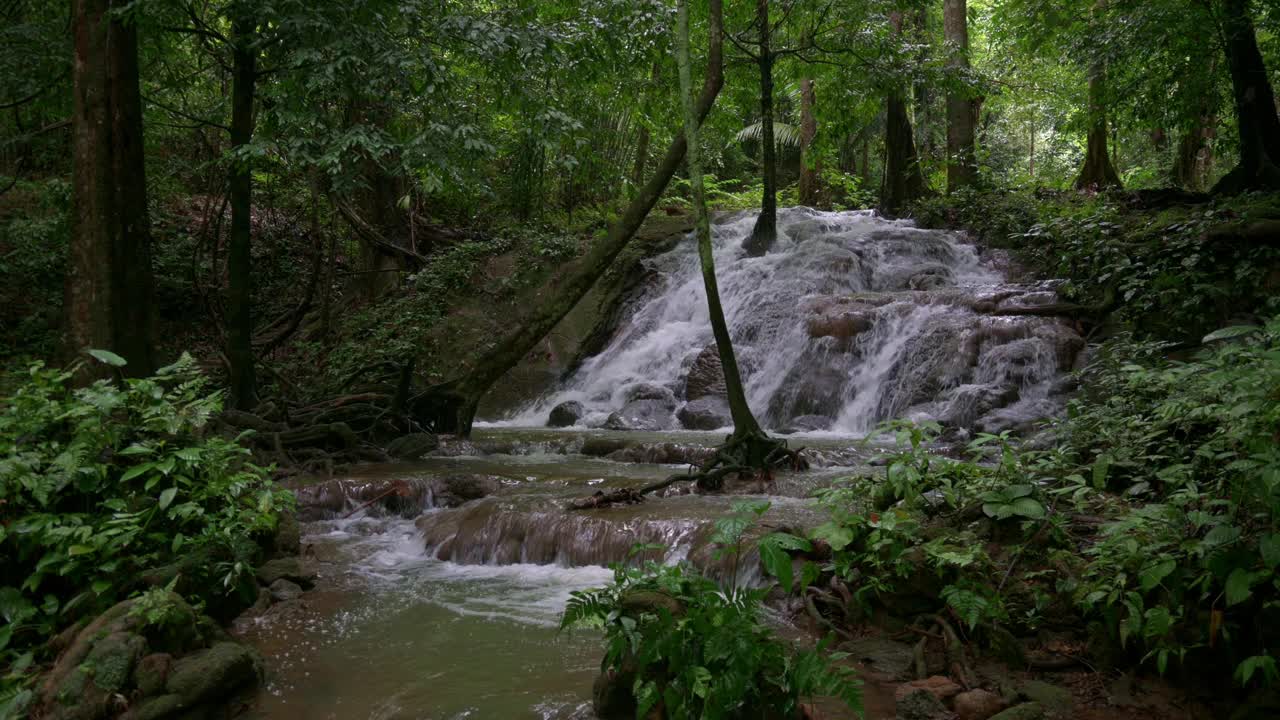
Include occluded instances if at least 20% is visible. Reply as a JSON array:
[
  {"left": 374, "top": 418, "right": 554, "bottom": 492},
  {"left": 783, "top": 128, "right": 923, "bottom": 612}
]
[{"left": 732, "top": 121, "right": 803, "bottom": 149}]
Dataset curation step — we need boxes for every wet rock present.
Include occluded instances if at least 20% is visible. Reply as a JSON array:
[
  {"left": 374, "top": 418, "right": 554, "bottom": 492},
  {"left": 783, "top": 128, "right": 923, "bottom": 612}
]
[
  {"left": 269, "top": 511, "right": 301, "bottom": 558},
  {"left": 621, "top": 382, "right": 677, "bottom": 406},
  {"left": 684, "top": 345, "right": 727, "bottom": 400},
  {"left": 839, "top": 637, "right": 917, "bottom": 678},
  {"left": 580, "top": 437, "right": 632, "bottom": 456},
  {"left": 955, "top": 689, "right": 1006, "bottom": 720},
  {"left": 907, "top": 267, "right": 953, "bottom": 291},
  {"left": 938, "top": 384, "right": 1020, "bottom": 428},
  {"left": 677, "top": 396, "right": 731, "bottom": 430},
  {"left": 607, "top": 442, "right": 716, "bottom": 466},
  {"left": 134, "top": 653, "right": 173, "bottom": 698},
  {"left": 255, "top": 557, "right": 315, "bottom": 589},
  {"left": 34, "top": 595, "right": 258, "bottom": 720},
  {"left": 165, "top": 642, "right": 259, "bottom": 707},
  {"left": 593, "top": 668, "right": 636, "bottom": 720},
  {"left": 435, "top": 474, "right": 501, "bottom": 506},
  {"left": 268, "top": 578, "right": 303, "bottom": 602},
  {"left": 385, "top": 432, "right": 440, "bottom": 459},
  {"left": 293, "top": 477, "right": 437, "bottom": 520},
  {"left": 987, "top": 703, "right": 1045, "bottom": 720},
  {"left": 895, "top": 688, "right": 950, "bottom": 720},
  {"left": 806, "top": 309, "right": 874, "bottom": 341},
  {"left": 779, "top": 414, "right": 833, "bottom": 434},
  {"left": 894, "top": 676, "right": 962, "bottom": 703},
  {"left": 1017, "top": 681, "right": 1072, "bottom": 717},
  {"left": 609, "top": 399, "right": 678, "bottom": 431},
  {"left": 547, "top": 400, "right": 585, "bottom": 427},
  {"left": 974, "top": 399, "right": 1061, "bottom": 437}
]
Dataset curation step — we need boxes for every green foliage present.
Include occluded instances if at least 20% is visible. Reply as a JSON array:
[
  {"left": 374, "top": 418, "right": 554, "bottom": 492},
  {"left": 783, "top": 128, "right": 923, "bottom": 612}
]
[
  {"left": 0, "top": 354, "right": 291, "bottom": 666},
  {"left": 562, "top": 503, "right": 860, "bottom": 719}
]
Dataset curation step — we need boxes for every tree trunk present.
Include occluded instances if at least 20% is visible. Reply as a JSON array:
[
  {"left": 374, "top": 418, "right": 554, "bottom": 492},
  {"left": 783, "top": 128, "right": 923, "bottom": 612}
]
[
  {"left": 944, "top": 0, "right": 978, "bottom": 191},
  {"left": 744, "top": 0, "right": 776, "bottom": 257},
  {"left": 1212, "top": 0, "right": 1280, "bottom": 193},
  {"left": 416, "top": 0, "right": 725, "bottom": 437},
  {"left": 798, "top": 78, "right": 820, "bottom": 206},
  {"left": 68, "top": 0, "right": 155, "bottom": 377},
  {"left": 227, "top": 10, "right": 257, "bottom": 408},
  {"left": 676, "top": 0, "right": 764, "bottom": 440},
  {"left": 881, "top": 14, "right": 926, "bottom": 215},
  {"left": 1073, "top": 61, "right": 1122, "bottom": 190},
  {"left": 913, "top": 8, "right": 932, "bottom": 162}
]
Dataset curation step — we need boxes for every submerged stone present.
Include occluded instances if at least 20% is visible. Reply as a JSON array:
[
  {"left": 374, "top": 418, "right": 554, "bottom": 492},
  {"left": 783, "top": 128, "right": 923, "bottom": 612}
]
[{"left": 547, "top": 400, "right": 584, "bottom": 427}]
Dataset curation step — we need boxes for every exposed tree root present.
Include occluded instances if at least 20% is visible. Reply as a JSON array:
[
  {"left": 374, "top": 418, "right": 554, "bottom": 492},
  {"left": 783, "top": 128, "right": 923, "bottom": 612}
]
[{"left": 568, "top": 431, "right": 806, "bottom": 510}]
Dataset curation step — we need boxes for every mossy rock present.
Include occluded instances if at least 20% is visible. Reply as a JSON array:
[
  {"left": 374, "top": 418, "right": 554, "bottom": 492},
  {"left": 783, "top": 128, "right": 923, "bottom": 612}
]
[
  {"left": 1018, "top": 681, "right": 1072, "bottom": 717},
  {"left": 989, "top": 703, "right": 1046, "bottom": 720},
  {"left": 82, "top": 631, "right": 147, "bottom": 693},
  {"left": 254, "top": 557, "right": 314, "bottom": 588},
  {"left": 165, "top": 642, "right": 261, "bottom": 706}
]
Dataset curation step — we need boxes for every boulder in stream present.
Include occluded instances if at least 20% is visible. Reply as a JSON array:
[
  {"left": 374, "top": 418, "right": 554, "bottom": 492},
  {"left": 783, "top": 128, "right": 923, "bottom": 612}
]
[
  {"left": 683, "top": 345, "right": 727, "bottom": 400},
  {"left": 547, "top": 400, "right": 584, "bottom": 427},
  {"left": 677, "top": 396, "right": 731, "bottom": 430},
  {"left": 33, "top": 594, "right": 261, "bottom": 720},
  {"left": 386, "top": 433, "right": 440, "bottom": 460}
]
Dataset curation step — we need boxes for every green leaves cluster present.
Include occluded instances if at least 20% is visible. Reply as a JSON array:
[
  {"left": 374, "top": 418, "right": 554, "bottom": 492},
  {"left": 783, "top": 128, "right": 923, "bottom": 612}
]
[
  {"left": 0, "top": 354, "right": 292, "bottom": 674},
  {"left": 562, "top": 502, "right": 860, "bottom": 719}
]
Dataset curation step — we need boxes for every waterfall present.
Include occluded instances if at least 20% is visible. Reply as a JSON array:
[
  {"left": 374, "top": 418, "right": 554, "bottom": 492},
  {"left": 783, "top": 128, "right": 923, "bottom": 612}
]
[{"left": 507, "top": 207, "right": 1085, "bottom": 437}]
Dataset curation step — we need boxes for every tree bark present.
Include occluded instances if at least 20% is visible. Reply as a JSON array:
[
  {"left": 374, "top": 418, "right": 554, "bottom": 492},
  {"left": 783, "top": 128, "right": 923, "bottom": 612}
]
[
  {"left": 416, "top": 0, "right": 725, "bottom": 437},
  {"left": 68, "top": 0, "right": 155, "bottom": 378},
  {"left": 798, "top": 77, "right": 820, "bottom": 206},
  {"left": 881, "top": 13, "right": 926, "bottom": 215},
  {"left": 227, "top": 8, "right": 258, "bottom": 408},
  {"left": 744, "top": 0, "right": 777, "bottom": 257},
  {"left": 1073, "top": 60, "right": 1122, "bottom": 190},
  {"left": 677, "top": 0, "right": 764, "bottom": 440},
  {"left": 913, "top": 8, "right": 932, "bottom": 162},
  {"left": 944, "top": 0, "right": 978, "bottom": 191},
  {"left": 1212, "top": 0, "right": 1280, "bottom": 193}
]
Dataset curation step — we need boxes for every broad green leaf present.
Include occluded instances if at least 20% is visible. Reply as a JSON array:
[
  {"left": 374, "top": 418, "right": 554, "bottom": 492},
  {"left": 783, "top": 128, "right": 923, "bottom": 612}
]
[
  {"left": 1139, "top": 559, "right": 1176, "bottom": 591},
  {"left": 67, "top": 545, "right": 94, "bottom": 557},
  {"left": 1225, "top": 568, "right": 1253, "bottom": 607},
  {"left": 1202, "top": 325, "right": 1260, "bottom": 343},
  {"left": 809, "top": 522, "right": 854, "bottom": 551},
  {"left": 1261, "top": 534, "right": 1280, "bottom": 569},
  {"left": 120, "top": 463, "right": 155, "bottom": 483},
  {"left": 759, "top": 541, "right": 792, "bottom": 593},
  {"left": 159, "top": 487, "right": 178, "bottom": 510},
  {"left": 88, "top": 349, "right": 127, "bottom": 367},
  {"left": 1009, "top": 497, "right": 1046, "bottom": 519}
]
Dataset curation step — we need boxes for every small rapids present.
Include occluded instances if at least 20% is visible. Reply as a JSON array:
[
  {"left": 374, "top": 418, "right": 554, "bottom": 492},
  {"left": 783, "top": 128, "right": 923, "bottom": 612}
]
[{"left": 506, "top": 208, "right": 1084, "bottom": 437}]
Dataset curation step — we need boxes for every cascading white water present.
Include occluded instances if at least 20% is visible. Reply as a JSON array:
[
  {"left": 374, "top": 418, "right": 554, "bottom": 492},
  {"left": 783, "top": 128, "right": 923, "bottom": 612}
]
[{"left": 508, "top": 207, "right": 1085, "bottom": 437}]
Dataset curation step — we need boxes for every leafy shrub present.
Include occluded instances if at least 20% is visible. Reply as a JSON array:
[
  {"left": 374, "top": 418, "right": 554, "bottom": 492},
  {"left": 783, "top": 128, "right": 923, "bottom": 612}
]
[
  {"left": 0, "top": 353, "right": 292, "bottom": 668},
  {"left": 562, "top": 502, "right": 861, "bottom": 719},
  {"left": 1054, "top": 319, "right": 1280, "bottom": 680}
]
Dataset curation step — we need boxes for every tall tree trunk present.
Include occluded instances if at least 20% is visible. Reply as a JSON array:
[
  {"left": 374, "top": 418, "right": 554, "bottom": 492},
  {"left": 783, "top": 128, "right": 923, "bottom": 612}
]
[
  {"left": 881, "top": 14, "right": 926, "bottom": 215},
  {"left": 1212, "top": 0, "right": 1280, "bottom": 193},
  {"left": 227, "top": 9, "right": 257, "bottom": 408},
  {"left": 798, "top": 77, "right": 820, "bottom": 206},
  {"left": 744, "top": 0, "right": 776, "bottom": 257},
  {"left": 68, "top": 0, "right": 155, "bottom": 377},
  {"left": 417, "top": 0, "right": 725, "bottom": 437},
  {"left": 676, "top": 0, "right": 763, "bottom": 440},
  {"left": 1073, "top": 60, "right": 1122, "bottom": 190},
  {"left": 944, "top": 0, "right": 978, "bottom": 191},
  {"left": 913, "top": 8, "right": 932, "bottom": 162}
]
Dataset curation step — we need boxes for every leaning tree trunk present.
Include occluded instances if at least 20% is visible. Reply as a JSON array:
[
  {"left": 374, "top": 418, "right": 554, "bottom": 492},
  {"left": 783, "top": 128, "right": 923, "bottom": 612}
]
[
  {"left": 227, "top": 10, "right": 258, "bottom": 408},
  {"left": 677, "top": 0, "right": 763, "bottom": 442},
  {"left": 944, "top": 0, "right": 978, "bottom": 191},
  {"left": 881, "top": 12, "right": 927, "bottom": 215},
  {"left": 1212, "top": 0, "right": 1280, "bottom": 193},
  {"left": 744, "top": 0, "right": 777, "bottom": 257},
  {"left": 798, "top": 77, "right": 820, "bottom": 206},
  {"left": 1073, "top": 61, "right": 1122, "bottom": 190},
  {"left": 68, "top": 0, "right": 155, "bottom": 378},
  {"left": 416, "top": 0, "right": 725, "bottom": 437}
]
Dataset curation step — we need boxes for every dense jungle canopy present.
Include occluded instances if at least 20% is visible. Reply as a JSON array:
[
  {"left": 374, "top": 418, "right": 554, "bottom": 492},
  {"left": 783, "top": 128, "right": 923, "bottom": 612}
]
[{"left": 2, "top": 0, "right": 1280, "bottom": 718}]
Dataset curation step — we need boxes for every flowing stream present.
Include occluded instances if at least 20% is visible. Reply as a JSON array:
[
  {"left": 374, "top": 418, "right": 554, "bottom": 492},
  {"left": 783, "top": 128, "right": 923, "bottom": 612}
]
[{"left": 241, "top": 210, "right": 1087, "bottom": 719}]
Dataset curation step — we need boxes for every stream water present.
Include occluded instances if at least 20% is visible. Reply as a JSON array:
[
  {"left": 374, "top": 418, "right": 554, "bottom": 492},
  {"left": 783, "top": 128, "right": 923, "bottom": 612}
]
[{"left": 241, "top": 210, "right": 1088, "bottom": 719}]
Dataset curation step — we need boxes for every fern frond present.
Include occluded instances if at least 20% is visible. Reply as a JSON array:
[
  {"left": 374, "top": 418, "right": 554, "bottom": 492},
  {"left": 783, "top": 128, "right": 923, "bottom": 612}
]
[{"left": 732, "top": 121, "right": 802, "bottom": 149}]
